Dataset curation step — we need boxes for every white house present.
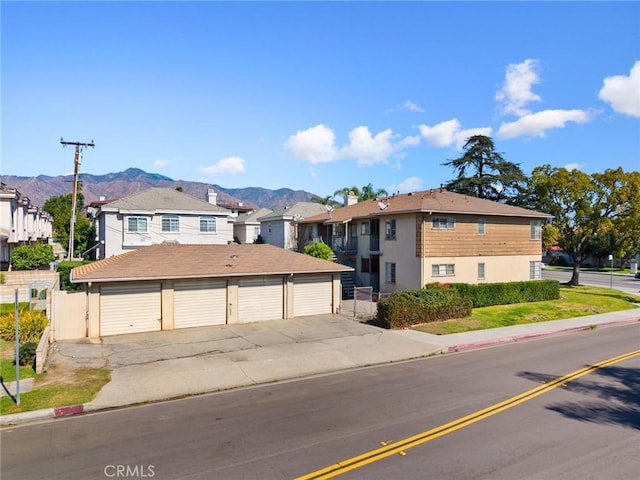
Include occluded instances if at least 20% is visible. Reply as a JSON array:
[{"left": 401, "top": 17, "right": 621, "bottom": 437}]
[
  {"left": 0, "top": 183, "right": 53, "bottom": 269},
  {"left": 92, "top": 187, "right": 234, "bottom": 259},
  {"left": 258, "top": 202, "right": 328, "bottom": 250},
  {"left": 233, "top": 207, "right": 272, "bottom": 243}
]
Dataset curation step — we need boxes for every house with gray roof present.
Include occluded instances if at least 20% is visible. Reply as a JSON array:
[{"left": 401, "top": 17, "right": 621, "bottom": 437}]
[
  {"left": 258, "top": 202, "right": 328, "bottom": 250},
  {"left": 233, "top": 207, "right": 273, "bottom": 243},
  {"left": 94, "top": 187, "right": 233, "bottom": 258}
]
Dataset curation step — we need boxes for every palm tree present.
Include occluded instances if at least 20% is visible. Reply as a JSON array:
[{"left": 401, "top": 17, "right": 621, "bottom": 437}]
[{"left": 333, "top": 184, "right": 388, "bottom": 202}]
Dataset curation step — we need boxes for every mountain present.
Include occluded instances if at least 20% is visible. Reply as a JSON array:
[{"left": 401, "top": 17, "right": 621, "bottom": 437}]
[{"left": 1, "top": 168, "right": 319, "bottom": 210}]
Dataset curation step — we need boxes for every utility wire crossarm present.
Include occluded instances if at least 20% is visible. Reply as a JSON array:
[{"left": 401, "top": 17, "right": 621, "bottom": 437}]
[{"left": 60, "top": 138, "right": 95, "bottom": 261}]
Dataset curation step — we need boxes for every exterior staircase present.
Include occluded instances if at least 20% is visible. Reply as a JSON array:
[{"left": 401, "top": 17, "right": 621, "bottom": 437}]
[{"left": 333, "top": 254, "right": 356, "bottom": 299}]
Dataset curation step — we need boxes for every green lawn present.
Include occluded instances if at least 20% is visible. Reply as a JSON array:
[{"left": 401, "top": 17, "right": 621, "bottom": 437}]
[
  {"left": 0, "top": 368, "right": 110, "bottom": 415},
  {"left": 1, "top": 358, "right": 36, "bottom": 383},
  {"left": 411, "top": 285, "right": 640, "bottom": 335}
]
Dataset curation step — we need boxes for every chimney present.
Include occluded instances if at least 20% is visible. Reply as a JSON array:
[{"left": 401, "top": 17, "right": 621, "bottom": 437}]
[
  {"left": 99, "top": 196, "right": 106, "bottom": 201},
  {"left": 344, "top": 191, "right": 358, "bottom": 206},
  {"left": 207, "top": 188, "right": 217, "bottom": 205}
]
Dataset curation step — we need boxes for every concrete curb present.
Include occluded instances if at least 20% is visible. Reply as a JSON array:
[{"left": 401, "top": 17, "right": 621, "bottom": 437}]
[
  {"left": 446, "top": 317, "right": 639, "bottom": 353},
  {"left": 2, "top": 315, "right": 638, "bottom": 427}
]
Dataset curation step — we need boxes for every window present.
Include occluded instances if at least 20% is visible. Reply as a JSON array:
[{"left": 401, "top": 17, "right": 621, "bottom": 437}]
[
  {"left": 478, "top": 262, "right": 485, "bottom": 280},
  {"left": 127, "top": 216, "right": 148, "bottom": 233},
  {"left": 432, "top": 264, "right": 455, "bottom": 276},
  {"left": 199, "top": 216, "right": 217, "bottom": 233},
  {"left": 161, "top": 214, "right": 180, "bottom": 232},
  {"left": 530, "top": 220, "right": 542, "bottom": 240},
  {"left": 361, "top": 221, "right": 370, "bottom": 235},
  {"left": 361, "top": 257, "right": 371, "bottom": 273},
  {"left": 385, "top": 262, "right": 396, "bottom": 284},
  {"left": 530, "top": 261, "right": 541, "bottom": 279},
  {"left": 253, "top": 226, "right": 260, "bottom": 240},
  {"left": 478, "top": 219, "right": 485, "bottom": 235},
  {"left": 385, "top": 219, "right": 396, "bottom": 240},
  {"left": 432, "top": 217, "right": 455, "bottom": 229}
]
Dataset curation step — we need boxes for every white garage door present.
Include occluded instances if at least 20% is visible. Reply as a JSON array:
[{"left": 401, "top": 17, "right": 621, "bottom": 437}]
[
  {"left": 174, "top": 280, "right": 227, "bottom": 329},
  {"left": 100, "top": 283, "right": 161, "bottom": 336},
  {"left": 294, "top": 275, "right": 333, "bottom": 316},
  {"left": 238, "top": 277, "right": 283, "bottom": 323}
]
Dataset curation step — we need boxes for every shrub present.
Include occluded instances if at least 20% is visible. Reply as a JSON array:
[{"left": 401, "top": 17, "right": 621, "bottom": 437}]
[
  {"left": 0, "top": 310, "right": 48, "bottom": 343},
  {"left": 304, "top": 242, "right": 334, "bottom": 261},
  {"left": 57, "top": 260, "right": 92, "bottom": 291},
  {"left": 376, "top": 288, "right": 472, "bottom": 329},
  {"left": 18, "top": 342, "right": 38, "bottom": 367},
  {"left": 10, "top": 244, "right": 55, "bottom": 270},
  {"left": 446, "top": 280, "right": 560, "bottom": 308}
]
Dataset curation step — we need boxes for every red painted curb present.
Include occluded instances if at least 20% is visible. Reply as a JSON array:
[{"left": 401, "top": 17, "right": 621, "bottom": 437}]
[
  {"left": 446, "top": 318, "right": 639, "bottom": 353},
  {"left": 54, "top": 404, "right": 84, "bottom": 417}
]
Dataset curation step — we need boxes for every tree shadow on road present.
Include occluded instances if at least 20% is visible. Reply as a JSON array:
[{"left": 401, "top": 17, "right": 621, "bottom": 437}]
[{"left": 518, "top": 365, "right": 640, "bottom": 430}]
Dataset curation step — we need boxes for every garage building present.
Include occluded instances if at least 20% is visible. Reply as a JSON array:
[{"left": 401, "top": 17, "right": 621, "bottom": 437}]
[{"left": 71, "top": 243, "right": 352, "bottom": 338}]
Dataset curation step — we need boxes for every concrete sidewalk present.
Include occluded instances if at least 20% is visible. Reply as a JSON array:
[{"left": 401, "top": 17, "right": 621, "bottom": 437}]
[{"left": 2, "top": 309, "right": 638, "bottom": 426}]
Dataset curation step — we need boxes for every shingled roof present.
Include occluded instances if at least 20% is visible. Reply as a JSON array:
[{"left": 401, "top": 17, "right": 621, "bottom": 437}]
[
  {"left": 71, "top": 243, "right": 352, "bottom": 283},
  {"left": 300, "top": 188, "right": 552, "bottom": 224},
  {"left": 100, "top": 187, "right": 230, "bottom": 213}
]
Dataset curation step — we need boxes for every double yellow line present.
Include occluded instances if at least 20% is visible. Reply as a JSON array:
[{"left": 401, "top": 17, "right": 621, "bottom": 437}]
[{"left": 296, "top": 349, "right": 640, "bottom": 480}]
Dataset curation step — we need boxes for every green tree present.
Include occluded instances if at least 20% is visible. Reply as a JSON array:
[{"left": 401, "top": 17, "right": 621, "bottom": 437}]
[
  {"left": 43, "top": 192, "right": 94, "bottom": 258},
  {"left": 442, "top": 135, "right": 527, "bottom": 204},
  {"left": 529, "top": 165, "right": 640, "bottom": 285},
  {"left": 333, "top": 183, "right": 388, "bottom": 202},
  {"left": 311, "top": 195, "right": 340, "bottom": 208},
  {"left": 304, "top": 242, "right": 334, "bottom": 261}
]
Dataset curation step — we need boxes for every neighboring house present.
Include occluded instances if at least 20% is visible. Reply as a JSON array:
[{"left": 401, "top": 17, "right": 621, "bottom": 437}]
[
  {"left": 218, "top": 201, "right": 255, "bottom": 218},
  {"left": 233, "top": 207, "right": 273, "bottom": 243},
  {"left": 70, "top": 243, "right": 352, "bottom": 338},
  {"left": 298, "top": 188, "right": 552, "bottom": 294},
  {"left": 258, "top": 202, "right": 328, "bottom": 250},
  {"left": 0, "top": 183, "right": 53, "bottom": 270},
  {"left": 92, "top": 187, "right": 233, "bottom": 259}
]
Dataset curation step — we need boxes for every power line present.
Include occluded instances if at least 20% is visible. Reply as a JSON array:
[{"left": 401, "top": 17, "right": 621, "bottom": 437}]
[{"left": 60, "top": 138, "right": 95, "bottom": 260}]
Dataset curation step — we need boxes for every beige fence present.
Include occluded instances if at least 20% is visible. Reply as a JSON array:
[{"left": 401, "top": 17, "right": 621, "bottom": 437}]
[{"left": 51, "top": 290, "right": 87, "bottom": 340}]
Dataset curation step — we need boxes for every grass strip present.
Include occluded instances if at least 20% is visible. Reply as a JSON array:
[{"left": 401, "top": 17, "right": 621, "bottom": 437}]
[{"left": 412, "top": 285, "right": 640, "bottom": 335}]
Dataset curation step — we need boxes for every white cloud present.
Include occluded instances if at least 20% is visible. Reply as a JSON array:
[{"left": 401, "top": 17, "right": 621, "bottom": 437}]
[
  {"left": 341, "top": 126, "right": 395, "bottom": 166},
  {"left": 152, "top": 159, "right": 168, "bottom": 169},
  {"left": 495, "top": 59, "right": 542, "bottom": 116},
  {"left": 497, "top": 109, "right": 592, "bottom": 139},
  {"left": 417, "top": 119, "right": 492, "bottom": 150},
  {"left": 564, "top": 163, "right": 581, "bottom": 171},
  {"left": 598, "top": 61, "right": 640, "bottom": 117},
  {"left": 418, "top": 119, "right": 462, "bottom": 147},
  {"left": 401, "top": 100, "right": 425, "bottom": 113},
  {"left": 198, "top": 156, "right": 246, "bottom": 175},
  {"left": 455, "top": 127, "right": 493, "bottom": 149},
  {"left": 284, "top": 124, "right": 338, "bottom": 164},
  {"left": 395, "top": 176, "right": 423, "bottom": 193}
]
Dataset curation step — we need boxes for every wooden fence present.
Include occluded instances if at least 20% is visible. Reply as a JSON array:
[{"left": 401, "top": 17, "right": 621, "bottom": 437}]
[{"left": 50, "top": 290, "right": 87, "bottom": 340}]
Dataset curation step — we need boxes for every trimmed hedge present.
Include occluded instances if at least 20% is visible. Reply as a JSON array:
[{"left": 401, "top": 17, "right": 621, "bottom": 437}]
[
  {"left": 376, "top": 288, "right": 472, "bottom": 329},
  {"left": 444, "top": 280, "right": 560, "bottom": 308},
  {"left": 57, "top": 260, "right": 93, "bottom": 291}
]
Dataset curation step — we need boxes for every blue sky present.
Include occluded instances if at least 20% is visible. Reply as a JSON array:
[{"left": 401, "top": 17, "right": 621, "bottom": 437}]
[{"left": 2, "top": 1, "right": 639, "bottom": 200}]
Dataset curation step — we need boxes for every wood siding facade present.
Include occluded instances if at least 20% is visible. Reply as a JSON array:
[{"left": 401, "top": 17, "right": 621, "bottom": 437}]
[{"left": 416, "top": 213, "right": 541, "bottom": 258}]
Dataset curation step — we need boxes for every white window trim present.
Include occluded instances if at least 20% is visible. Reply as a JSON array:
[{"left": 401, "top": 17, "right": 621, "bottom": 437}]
[
  {"left": 199, "top": 216, "right": 217, "bottom": 233},
  {"left": 478, "top": 219, "right": 485, "bottom": 235},
  {"left": 126, "top": 216, "right": 148, "bottom": 233},
  {"left": 432, "top": 217, "right": 455, "bottom": 230},
  {"left": 162, "top": 214, "right": 180, "bottom": 233},
  {"left": 432, "top": 263, "right": 455, "bottom": 277}
]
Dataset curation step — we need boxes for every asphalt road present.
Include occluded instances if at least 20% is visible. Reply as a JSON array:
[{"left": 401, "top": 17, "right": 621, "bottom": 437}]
[
  {"left": 1, "top": 324, "right": 639, "bottom": 480},
  {"left": 542, "top": 268, "right": 640, "bottom": 294}
]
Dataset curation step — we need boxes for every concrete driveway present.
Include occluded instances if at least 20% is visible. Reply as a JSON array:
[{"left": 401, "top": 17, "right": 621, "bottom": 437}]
[{"left": 51, "top": 315, "right": 443, "bottom": 409}]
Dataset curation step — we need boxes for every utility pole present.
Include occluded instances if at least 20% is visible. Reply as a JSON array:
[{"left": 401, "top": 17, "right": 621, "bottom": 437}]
[{"left": 60, "top": 138, "right": 94, "bottom": 260}]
